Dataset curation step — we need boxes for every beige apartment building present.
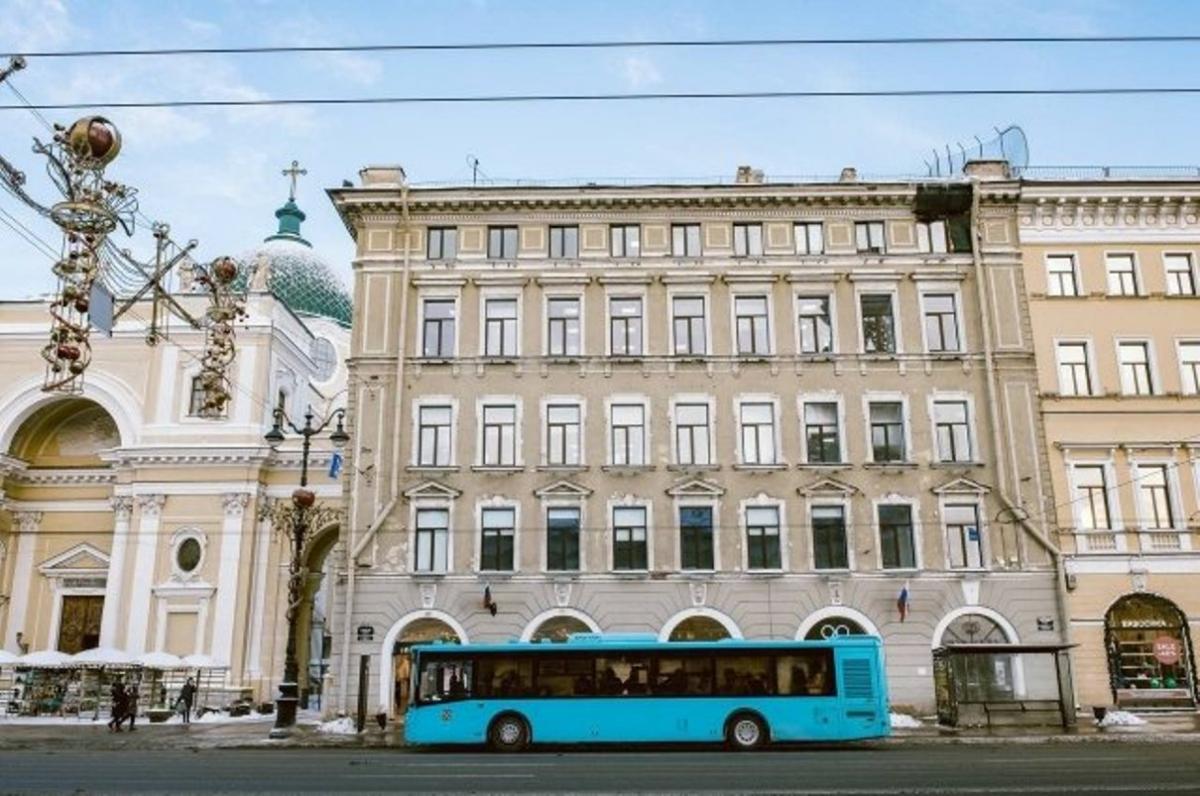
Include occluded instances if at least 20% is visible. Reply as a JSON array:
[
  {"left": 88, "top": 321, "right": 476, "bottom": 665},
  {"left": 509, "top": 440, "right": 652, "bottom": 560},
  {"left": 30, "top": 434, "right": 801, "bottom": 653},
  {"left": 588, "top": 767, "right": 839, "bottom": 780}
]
[
  {"left": 330, "top": 161, "right": 1066, "bottom": 715},
  {"left": 0, "top": 195, "right": 350, "bottom": 708},
  {"left": 1019, "top": 174, "right": 1200, "bottom": 710}
]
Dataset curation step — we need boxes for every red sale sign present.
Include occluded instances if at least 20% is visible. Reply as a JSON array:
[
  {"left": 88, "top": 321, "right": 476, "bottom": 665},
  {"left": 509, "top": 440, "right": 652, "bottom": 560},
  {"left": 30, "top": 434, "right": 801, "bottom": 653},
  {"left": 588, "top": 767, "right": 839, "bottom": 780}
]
[{"left": 1153, "top": 636, "right": 1181, "bottom": 666}]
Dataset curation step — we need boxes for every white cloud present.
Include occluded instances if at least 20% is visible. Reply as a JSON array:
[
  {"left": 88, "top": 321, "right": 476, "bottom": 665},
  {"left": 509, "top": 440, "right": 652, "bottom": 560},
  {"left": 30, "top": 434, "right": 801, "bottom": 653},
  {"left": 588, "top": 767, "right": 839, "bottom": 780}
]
[
  {"left": 620, "top": 55, "right": 662, "bottom": 89},
  {"left": 181, "top": 17, "right": 220, "bottom": 37},
  {"left": 0, "top": 0, "right": 72, "bottom": 50}
]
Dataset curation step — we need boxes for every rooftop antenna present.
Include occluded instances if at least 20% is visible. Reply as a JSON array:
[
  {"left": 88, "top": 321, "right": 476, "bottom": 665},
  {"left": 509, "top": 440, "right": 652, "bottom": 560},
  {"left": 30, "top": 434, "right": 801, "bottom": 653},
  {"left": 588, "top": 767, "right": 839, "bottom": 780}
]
[{"left": 466, "top": 154, "right": 481, "bottom": 185}]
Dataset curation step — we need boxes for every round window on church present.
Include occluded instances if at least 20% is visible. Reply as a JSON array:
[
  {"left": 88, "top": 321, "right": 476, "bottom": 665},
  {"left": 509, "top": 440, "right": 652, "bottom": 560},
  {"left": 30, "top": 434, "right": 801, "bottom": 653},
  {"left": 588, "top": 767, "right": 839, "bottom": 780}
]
[
  {"left": 176, "top": 537, "right": 202, "bottom": 574},
  {"left": 311, "top": 337, "right": 337, "bottom": 382}
]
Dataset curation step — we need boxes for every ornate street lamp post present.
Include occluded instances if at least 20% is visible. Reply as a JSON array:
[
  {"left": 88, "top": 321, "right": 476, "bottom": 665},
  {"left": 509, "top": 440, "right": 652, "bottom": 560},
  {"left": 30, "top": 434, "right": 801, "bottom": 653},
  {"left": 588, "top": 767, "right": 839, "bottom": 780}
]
[{"left": 265, "top": 406, "right": 349, "bottom": 738}]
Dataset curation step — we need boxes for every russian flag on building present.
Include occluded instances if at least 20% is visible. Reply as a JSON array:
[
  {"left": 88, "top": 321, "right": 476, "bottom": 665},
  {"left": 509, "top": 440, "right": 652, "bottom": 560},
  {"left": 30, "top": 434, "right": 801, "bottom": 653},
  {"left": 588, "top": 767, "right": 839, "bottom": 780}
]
[
  {"left": 897, "top": 581, "right": 911, "bottom": 622},
  {"left": 328, "top": 450, "right": 343, "bottom": 479}
]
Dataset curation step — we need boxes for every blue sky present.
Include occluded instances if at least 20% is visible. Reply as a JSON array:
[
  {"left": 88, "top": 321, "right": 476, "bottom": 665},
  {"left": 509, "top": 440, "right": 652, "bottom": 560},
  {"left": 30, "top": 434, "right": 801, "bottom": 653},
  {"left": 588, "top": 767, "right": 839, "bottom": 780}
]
[{"left": 1, "top": 0, "right": 1198, "bottom": 297}]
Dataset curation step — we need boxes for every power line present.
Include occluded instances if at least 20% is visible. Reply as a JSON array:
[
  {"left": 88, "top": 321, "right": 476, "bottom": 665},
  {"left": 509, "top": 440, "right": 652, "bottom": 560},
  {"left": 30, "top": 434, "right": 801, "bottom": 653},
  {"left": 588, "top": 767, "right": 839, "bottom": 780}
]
[
  {"left": 12, "top": 34, "right": 1200, "bottom": 59},
  {"left": 3, "top": 86, "right": 1200, "bottom": 112}
]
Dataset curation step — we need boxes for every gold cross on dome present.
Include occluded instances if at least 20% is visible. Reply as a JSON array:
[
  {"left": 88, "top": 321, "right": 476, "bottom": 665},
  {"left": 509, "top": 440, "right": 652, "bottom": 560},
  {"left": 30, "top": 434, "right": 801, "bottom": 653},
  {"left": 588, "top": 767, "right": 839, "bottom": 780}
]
[{"left": 282, "top": 159, "right": 307, "bottom": 201}]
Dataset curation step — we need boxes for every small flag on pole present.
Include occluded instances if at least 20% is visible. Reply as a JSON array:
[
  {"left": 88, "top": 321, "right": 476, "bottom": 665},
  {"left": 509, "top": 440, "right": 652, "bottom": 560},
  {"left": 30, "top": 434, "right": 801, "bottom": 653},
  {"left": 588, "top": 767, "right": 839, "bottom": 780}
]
[
  {"left": 328, "top": 451, "right": 343, "bottom": 479},
  {"left": 483, "top": 585, "right": 498, "bottom": 617},
  {"left": 897, "top": 581, "right": 911, "bottom": 622}
]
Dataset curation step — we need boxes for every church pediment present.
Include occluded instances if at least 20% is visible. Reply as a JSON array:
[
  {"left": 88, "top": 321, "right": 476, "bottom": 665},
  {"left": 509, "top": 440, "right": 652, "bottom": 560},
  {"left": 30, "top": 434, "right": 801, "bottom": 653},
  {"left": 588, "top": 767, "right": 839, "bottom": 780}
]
[
  {"left": 665, "top": 477, "right": 725, "bottom": 498},
  {"left": 403, "top": 480, "right": 462, "bottom": 500},
  {"left": 797, "top": 477, "right": 860, "bottom": 497},
  {"left": 533, "top": 479, "right": 593, "bottom": 499},
  {"left": 931, "top": 477, "right": 991, "bottom": 496},
  {"left": 38, "top": 543, "right": 110, "bottom": 575}
]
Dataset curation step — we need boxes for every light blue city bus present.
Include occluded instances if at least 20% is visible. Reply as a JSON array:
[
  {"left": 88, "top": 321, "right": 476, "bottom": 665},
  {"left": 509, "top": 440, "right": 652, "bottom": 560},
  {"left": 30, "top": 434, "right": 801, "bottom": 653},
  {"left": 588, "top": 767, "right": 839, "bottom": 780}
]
[{"left": 405, "top": 633, "right": 889, "bottom": 751}]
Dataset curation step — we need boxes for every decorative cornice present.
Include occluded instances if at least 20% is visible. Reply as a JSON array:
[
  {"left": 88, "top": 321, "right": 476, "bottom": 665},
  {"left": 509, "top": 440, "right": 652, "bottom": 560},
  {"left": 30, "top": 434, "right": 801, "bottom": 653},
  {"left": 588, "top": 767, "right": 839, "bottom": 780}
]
[
  {"left": 9, "top": 468, "right": 117, "bottom": 486},
  {"left": 101, "top": 447, "right": 273, "bottom": 468}
]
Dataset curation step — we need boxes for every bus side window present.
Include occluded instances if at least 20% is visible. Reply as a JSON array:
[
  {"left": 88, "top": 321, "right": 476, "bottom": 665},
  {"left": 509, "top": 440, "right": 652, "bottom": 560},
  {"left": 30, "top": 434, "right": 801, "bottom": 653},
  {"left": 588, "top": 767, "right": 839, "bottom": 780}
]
[
  {"left": 655, "top": 656, "right": 714, "bottom": 696},
  {"left": 776, "top": 651, "right": 835, "bottom": 696},
  {"left": 716, "top": 655, "right": 773, "bottom": 696},
  {"left": 595, "top": 655, "right": 651, "bottom": 696},
  {"left": 477, "top": 656, "right": 534, "bottom": 698},
  {"left": 418, "top": 659, "right": 473, "bottom": 702}
]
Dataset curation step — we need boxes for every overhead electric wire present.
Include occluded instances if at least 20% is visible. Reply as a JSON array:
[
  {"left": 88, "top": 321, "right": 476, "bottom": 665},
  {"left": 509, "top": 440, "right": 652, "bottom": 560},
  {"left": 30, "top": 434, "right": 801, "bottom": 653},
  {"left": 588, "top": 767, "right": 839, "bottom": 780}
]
[
  {"left": 11, "top": 33, "right": 1200, "bottom": 59},
  {"left": 0, "top": 205, "right": 57, "bottom": 260},
  {"left": 3, "top": 86, "right": 1200, "bottom": 112}
]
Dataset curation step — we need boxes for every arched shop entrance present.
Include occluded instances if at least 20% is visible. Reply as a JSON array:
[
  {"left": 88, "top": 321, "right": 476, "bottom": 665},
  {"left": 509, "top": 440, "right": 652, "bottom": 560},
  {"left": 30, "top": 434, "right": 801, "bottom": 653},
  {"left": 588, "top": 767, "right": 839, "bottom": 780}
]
[
  {"left": 935, "top": 611, "right": 1020, "bottom": 701},
  {"left": 1106, "top": 593, "right": 1196, "bottom": 708},
  {"left": 804, "top": 616, "right": 867, "bottom": 641},
  {"left": 522, "top": 611, "right": 599, "bottom": 643},
  {"left": 389, "top": 617, "right": 462, "bottom": 715},
  {"left": 662, "top": 610, "right": 741, "bottom": 642}
]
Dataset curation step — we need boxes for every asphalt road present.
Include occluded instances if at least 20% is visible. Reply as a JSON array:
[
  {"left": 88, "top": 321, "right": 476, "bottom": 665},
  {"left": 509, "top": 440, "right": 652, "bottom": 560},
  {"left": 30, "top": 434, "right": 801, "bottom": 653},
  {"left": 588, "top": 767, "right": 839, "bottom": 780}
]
[{"left": 2, "top": 743, "right": 1199, "bottom": 794}]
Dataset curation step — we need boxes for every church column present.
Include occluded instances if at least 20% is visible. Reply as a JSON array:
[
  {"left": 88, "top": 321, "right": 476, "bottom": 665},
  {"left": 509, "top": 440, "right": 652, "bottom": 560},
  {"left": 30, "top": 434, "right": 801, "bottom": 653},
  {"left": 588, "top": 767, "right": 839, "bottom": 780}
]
[
  {"left": 211, "top": 492, "right": 249, "bottom": 668},
  {"left": 99, "top": 497, "right": 133, "bottom": 648},
  {"left": 4, "top": 511, "right": 41, "bottom": 652},
  {"left": 244, "top": 496, "right": 276, "bottom": 681},
  {"left": 124, "top": 494, "right": 165, "bottom": 654}
]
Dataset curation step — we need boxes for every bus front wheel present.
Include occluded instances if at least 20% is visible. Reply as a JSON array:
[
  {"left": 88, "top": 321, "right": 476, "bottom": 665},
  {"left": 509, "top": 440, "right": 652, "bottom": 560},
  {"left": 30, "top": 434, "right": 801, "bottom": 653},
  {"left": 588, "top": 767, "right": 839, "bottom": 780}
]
[
  {"left": 488, "top": 714, "right": 530, "bottom": 753},
  {"left": 726, "top": 713, "right": 768, "bottom": 751}
]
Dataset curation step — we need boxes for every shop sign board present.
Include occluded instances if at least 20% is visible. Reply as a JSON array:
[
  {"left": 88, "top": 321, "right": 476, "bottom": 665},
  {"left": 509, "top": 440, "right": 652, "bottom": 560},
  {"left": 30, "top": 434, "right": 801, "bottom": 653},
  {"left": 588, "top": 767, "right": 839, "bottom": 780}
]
[{"left": 1153, "top": 636, "right": 1181, "bottom": 666}]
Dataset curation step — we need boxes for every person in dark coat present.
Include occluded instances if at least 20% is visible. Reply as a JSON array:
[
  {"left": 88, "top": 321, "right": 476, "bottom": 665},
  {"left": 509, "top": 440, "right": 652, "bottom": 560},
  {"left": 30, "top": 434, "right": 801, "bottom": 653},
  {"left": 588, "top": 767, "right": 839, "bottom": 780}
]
[
  {"left": 122, "top": 683, "right": 139, "bottom": 730},
  {"left": 107, "top": 679, "right": 126, "bottom": 732},
  {"left": 175, "top": 677, "right": 197, "bottom": 725}
]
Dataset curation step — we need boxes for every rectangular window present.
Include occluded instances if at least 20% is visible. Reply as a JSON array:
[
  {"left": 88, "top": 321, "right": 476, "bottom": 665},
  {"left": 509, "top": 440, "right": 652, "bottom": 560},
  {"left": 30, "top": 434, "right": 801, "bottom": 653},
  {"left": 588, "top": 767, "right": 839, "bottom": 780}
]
[
  {"left": 416, "top": 405, "right": 452, "bottom": 467},
  {"left": 545, "top": 404, "right": 581, "bottom": 466},
  {"left": 610, "top": 224, "right": 641, "bottom": 258},
  {"left": 1165, "top": 253, "right": 1196, "bottom": 296},
  {"left": 483, "top": 298, "right": 518, "bottom": 357},
  {"left": 672, "top": 296, "right": 707, "bottom": 355},
  {"left": 733, "top": 223, "right": 764, "bottom": 257},
  {"left": 878, "top": 504, "right": 916, "bottom": 569},
  {"left": 869, "top": 401, "right": 905, "bottom": 462},
  {"left": 916, "top": 220, "right": 949, "bottom": 254},
  {"left": 1137, "top": 465, "right": 1175, "bottom": 529},
  {"left": 1046, "top": 255, "right": 1079, "bottom": 297},
  {"left": 1118, "top": 341, "right": 1154, "bottom": 395},
  {"left": 415, "top": 508, "right": 449, "bottom": 573},
  {"left": 187, "top": 375, "right": 224, "bottom": 417},
  {"left": 797, "top": 295, "right": 833, "bottom": 354},
  {"left": 546, "top": 507, "right": 580, "bottom": 571},
  {"left": 680, "top": 506, "right": 714, "bottom": 570},
  {"left": 1180, "top": 342, "right": 1200, "bottom": 395},
  {"left": 812, "top": 505, "right": 848, "bottom": 570},
  {"left": 479, "top": 507, "right": 515, "bottom": 571},
  {"left": 734, "top": 295, "right": 771, "bottom": 355},
  {"left": 1074, "top": 465, "right": 1111, "bottom": 530},
  {"left": 860, "top": 294, "right": 896, "bottom": 353},
  {"left": 421, "top": 298, "right": 456, "bottom": 358},
  {"left": 608, "top": 297, "right": 643, "bottom": 356},
  {"left": 487, "top": 226, "right": 519, "bottom": 260},
  {"left": 481, "top": 404, "right": 517, "bottom": 466},
  {"left": 855, "top": 221, "right": 886, "bottom": 253},
  {"left": 739, "top": 402, "right": 777, "bottom": 465},
  {"left": 610, "top": 403, "right": 645, "bottom": 466},
  {"left": 547, "top": 297, "right": 581, "bottom": 356},
  {"left": 795, "top": 222, "right": 824, "bottom": 255},
  {"left": 945, "top": 503, "right": 983, "bottom": 569},
  {"left": 671, "top": 224, "right": 702, "bottom": 257},
  {"left": 745, "top": 506, "right": 781, "bottom": 570},
  {"left": 1106, "top": 254, "right": 1139, "bottom": 296},
  {"left": 923, "top": 293, "right": 961, "bottom": 353},
  {"left": 1057, "top": 342, "right": 1093, "bottom": 396},
  {"left": 803, "top": 402, "right": 841, "bottom": 463},
  {"left": 427, "top": 227, "right": 458, "bottom": 260},
  {"left": 612, "top": 506, "right": 648, "bottom": 570},
  {"left": 549, "top": 225, "right": 579, "bottom": 259},
  {"left": 674, "top": 403, "right": 711, "bottom": 466},
  {"left": 933, "top": 400, "right": 972, "bottom": 462}
]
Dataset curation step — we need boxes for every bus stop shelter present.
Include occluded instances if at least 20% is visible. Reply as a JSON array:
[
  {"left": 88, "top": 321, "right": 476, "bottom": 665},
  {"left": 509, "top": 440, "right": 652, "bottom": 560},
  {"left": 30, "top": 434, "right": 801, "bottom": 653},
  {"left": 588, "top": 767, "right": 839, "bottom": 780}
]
[{"left": 933, "top": 643, "right": 1076, "bottom": 729}]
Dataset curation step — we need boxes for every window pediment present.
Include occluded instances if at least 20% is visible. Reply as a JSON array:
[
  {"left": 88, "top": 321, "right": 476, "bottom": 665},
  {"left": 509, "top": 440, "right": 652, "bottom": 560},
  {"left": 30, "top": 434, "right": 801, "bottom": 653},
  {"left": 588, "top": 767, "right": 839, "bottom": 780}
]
[
  {"left": 403, "top": 480, "right": 462, "bottom": 501},
  {"left": 931, "top": 477, "right": 991, "bottom": 496},
  {"left": 665, "top": 477, "right": 725, "bottom": 498},
  {"left": 533, "top": 478, "right": 593, "bottom": 499},
  {"left": 38, "top": 543, "right": 109, "bottom": 576},
  {"left": 797, "top": 477, "right": 859, "bottom": 497}
]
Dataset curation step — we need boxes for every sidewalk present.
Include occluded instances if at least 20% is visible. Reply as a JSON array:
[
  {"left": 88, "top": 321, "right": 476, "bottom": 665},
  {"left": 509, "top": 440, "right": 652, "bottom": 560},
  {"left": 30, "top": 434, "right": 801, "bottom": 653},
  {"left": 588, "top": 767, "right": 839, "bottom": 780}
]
[{"left": 1, "top": 711, "right": 1198, "bottom": 751}]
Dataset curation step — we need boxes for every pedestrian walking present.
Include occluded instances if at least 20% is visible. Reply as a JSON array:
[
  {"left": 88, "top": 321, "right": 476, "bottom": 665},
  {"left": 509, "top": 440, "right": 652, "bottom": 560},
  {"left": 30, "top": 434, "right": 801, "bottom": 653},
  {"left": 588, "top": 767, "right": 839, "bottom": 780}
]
[
  {"left": 122, "top": 683, "right": 139, "bottom": 731},
  {"left": 175, "top": 677, "right": 196, "bottom": 725},
  {"left": 107, "top": 678, "right": 126, "bottom": 732}
]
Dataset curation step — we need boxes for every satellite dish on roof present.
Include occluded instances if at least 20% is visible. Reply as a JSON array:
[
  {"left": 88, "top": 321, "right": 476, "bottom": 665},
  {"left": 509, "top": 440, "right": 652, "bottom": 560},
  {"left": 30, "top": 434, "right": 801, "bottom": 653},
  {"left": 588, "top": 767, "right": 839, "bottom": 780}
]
[{"left": 924, "top": 125, "right": 1029, "bottom": 177}]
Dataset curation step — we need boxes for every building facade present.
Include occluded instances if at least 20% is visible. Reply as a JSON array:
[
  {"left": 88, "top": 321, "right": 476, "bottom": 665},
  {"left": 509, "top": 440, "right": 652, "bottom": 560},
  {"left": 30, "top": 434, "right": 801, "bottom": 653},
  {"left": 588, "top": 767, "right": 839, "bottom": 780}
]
[
  {"left": 330, "top": 162, "right": 1065, "bottom": 715},
  {"left": 0, "top": 195, "right": 350, "bottom": 707},
  {"left": 1019, "top": 174, "right": 1200, "bottom": 710}
]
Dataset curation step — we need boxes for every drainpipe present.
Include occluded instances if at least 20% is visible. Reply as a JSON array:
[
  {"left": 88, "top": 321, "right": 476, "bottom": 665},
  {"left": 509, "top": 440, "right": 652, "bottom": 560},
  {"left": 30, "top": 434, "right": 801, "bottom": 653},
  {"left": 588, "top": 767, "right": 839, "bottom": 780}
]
[
  {"left": 968, "top": 174, "right": 1075, "bottom": 704},
  {"left": 337, "top": 173, "right": 412, "bottom": 713}
]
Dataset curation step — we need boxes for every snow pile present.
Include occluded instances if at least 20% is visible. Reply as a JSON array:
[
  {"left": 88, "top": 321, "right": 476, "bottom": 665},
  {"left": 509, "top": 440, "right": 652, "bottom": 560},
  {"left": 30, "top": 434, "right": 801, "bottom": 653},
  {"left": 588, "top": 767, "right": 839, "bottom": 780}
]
[
  {"left": 1098, "top": 710, "right": 1147, "bottom": 727},
  {"left": 316, "top": 716, "right": 360, "bottom": 735},
  {"left": 890, "top": 712, "right": 923, "bottom": 729},
  {"left": 186, "top": 710, "right": 271, "bottom": 724}
]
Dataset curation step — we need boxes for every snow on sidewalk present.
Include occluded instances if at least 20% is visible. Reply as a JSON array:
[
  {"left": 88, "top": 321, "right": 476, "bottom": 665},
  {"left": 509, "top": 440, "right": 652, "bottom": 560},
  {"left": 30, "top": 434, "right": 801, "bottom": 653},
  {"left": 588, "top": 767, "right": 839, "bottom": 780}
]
[
  {"left": 1098, "top": 710, "right": 1148, "bottom": 728},
  {"left": 315, "top": 717, "right": 360, "bottom": 735},
  {"left": 890, "top": 712, "right": 923, "bottom": 729}
]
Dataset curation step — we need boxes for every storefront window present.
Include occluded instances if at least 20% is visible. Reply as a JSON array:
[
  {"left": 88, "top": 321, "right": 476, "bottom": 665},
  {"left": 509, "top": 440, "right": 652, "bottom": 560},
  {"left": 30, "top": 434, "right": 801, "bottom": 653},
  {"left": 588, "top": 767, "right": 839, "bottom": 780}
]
[{"left": 1106, "top": 593, "right": 1195, "bottom": 707}]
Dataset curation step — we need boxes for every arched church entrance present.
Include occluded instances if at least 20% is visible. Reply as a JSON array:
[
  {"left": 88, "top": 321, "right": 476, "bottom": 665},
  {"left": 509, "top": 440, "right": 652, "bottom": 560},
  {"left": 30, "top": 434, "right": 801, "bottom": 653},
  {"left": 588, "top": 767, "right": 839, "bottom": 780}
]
[
  {"left": 294, "top": 523, "right": 339, "bottom": 710},
  {"left": 1106, "top": 593, "right": 1196, "bottom": 708}
]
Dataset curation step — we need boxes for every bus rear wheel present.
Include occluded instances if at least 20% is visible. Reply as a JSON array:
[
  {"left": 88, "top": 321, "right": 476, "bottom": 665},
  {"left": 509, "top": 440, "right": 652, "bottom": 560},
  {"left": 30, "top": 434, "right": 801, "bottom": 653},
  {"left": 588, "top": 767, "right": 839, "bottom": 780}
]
[
  {"left": 726, "top": 713, "right": 768, "bottom": 751},
  {"left": 488, "top": 714, "right": 530, "bottom": 753}
]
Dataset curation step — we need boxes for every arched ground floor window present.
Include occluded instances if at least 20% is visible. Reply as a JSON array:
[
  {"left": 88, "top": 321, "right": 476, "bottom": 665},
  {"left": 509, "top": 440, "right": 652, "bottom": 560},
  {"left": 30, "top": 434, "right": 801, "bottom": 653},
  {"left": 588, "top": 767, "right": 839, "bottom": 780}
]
[{"left": 1106, "top": 593, "right": 1196, "bottom": 708}]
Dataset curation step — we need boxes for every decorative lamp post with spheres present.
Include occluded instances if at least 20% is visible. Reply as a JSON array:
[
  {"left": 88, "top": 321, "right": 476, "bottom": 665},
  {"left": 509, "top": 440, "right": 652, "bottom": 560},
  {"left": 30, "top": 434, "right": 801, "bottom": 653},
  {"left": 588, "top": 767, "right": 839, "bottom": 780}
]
[{"left": 264, "top": 405, "right": 349, "bottom": 738}]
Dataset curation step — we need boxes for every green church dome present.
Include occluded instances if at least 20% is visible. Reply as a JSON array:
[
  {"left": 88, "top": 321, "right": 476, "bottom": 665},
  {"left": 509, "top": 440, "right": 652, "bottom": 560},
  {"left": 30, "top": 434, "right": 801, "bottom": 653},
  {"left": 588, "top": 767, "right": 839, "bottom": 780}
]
[{"left": 239, "top": 194, "right": 352, "bottom": 326}]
